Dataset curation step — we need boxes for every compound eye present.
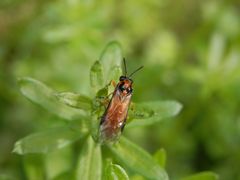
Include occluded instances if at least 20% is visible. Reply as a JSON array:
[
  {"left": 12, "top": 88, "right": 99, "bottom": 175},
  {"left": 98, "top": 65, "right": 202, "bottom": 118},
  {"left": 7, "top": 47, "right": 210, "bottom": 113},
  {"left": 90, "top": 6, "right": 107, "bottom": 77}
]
[
  {"left": 119, "top": 76, "right": 125, "bottom": 81},
  {"left": 127, "top": 88, "right": 133, "bottom": 94},
  {"left": 119, "top": 84, "right": 125, "bottom": 92}
]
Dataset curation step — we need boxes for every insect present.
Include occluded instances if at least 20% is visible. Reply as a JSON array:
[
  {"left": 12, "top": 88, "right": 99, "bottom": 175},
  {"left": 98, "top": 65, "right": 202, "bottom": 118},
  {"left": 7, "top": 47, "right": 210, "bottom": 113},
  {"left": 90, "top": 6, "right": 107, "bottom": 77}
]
[{"left": 99, "top": 58, "right": 143, "bottom": 143}]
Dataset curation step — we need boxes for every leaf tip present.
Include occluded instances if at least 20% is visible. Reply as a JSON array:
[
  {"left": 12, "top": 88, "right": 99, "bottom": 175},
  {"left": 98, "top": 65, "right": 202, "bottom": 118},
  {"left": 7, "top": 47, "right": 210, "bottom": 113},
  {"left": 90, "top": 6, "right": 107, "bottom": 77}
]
[
  {"left": 17, "top": 76, "right": 32, "bottom": 83},
  {"left": 175, "top": 101, "right": 183, "bottom": 115},
  {"left": 12, "top": 141, "right": 23, "bottom": 155},
  {"left": 106, "top": 40, "right": 122, "bottom": 49},
  {"left": 101, "top": 41, "right": 123, "bottom": 59},
  {"left": 16, "top": 77, "right": 22, "bottom": 82}
]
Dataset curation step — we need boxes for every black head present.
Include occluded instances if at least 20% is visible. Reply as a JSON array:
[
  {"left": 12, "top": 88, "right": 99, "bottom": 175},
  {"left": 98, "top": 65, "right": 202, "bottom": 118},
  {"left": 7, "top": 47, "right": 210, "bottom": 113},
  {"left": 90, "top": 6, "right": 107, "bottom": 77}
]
[
  {"left": 118, "top": 58, "right": 143, "bottom": 95},
  {"left": 119, "top": 76, "right": 133, "bottom": 83},
  {"left": 118, "top": 77, "right": 133, "bottom": 95}
]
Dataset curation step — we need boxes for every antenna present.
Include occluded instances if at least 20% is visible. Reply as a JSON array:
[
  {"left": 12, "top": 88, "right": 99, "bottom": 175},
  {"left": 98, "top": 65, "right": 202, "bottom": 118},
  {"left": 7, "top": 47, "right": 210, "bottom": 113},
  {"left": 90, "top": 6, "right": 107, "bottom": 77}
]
[
  {"left": 129, "top": 65, "right": 144, "bottom": 77},
  {"left": 123, "top": 58, "right": 127, "bottom": 76}
]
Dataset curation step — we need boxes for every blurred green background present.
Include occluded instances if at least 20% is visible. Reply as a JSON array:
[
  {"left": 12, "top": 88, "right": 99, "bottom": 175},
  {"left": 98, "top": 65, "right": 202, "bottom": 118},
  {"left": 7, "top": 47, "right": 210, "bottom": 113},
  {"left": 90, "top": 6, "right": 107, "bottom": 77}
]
[{"left": 0, "top": 0, "right": 240, "bottom": 179}]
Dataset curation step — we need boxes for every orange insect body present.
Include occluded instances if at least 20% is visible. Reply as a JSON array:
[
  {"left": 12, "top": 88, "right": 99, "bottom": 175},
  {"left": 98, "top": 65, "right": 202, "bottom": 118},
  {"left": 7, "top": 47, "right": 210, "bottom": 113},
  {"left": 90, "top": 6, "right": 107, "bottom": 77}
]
[{"left": 99, "top": 59, "right": 143, "bottom": 143}]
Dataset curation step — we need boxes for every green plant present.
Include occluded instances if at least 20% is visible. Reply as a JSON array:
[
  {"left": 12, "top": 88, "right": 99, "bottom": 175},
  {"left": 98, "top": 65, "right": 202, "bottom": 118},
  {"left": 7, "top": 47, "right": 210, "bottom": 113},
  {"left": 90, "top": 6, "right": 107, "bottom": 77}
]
[{"left": 13, "top": 42, "right": 217, "bottom": 180}]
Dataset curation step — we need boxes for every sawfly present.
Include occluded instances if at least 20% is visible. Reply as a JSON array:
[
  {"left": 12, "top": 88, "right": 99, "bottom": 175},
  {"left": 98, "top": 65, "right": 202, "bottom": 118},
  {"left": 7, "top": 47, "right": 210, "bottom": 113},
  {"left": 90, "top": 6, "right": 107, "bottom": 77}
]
[{"left": 99, "top": 58, "right": 143, "bottom": 143}]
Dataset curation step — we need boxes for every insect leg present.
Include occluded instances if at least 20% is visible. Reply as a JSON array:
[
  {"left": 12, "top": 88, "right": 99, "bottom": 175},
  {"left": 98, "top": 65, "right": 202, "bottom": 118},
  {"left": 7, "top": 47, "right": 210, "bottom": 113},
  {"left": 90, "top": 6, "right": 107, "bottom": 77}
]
[
  {"left": 100, "top": 115, "right": 105, "bottom": 125},
  {"left": 111, "top": 80, "right": 116, "bottom": 87}
]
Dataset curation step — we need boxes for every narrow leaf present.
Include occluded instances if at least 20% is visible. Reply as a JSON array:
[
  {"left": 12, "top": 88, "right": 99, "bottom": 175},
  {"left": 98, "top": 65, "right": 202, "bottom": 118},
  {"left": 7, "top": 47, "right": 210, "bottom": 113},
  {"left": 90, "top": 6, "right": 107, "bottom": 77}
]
[
  {"left": 76, "top": 136, "right": 102, "bottom": 180},
  {"left": 46, "top": 147, "right": 73, "bottom": 180},
  {"left": 99, "top": 41, "right": 123, "bottom": 85},
  {"left": 90, "top": 61, "right": 104, "bottom": 92},
  {"left": 13, "top": 126, "right": 87, "bottom": 154},
  {"left": 55, "top": 92, "right": 92, "bottom": 111},
  {"left": 127, "top": 101, "right": 182, "bottom": 128},
  {"left": 181, "top": 172, "right": 219, "bottom": 180},
  {"left": 104, "top": 160, "right": 129, "bottom": 180},
  {"left": 208, "top": 33, "right": 225, "bottom": 70},
  {"left": 52, "top": 172, "right": 74, "bottom": 180},
  {"left": 18, "top": 77, "right": 86, "bottom": 120},
  {"left": 108, "top": 66, "right": 122, "bottom": 93},
  {"left": 109, "top": 137, "right": 168, "bottom": 180},
  {"left": 23, "top": 154, "right": 45, "bottom": 180},
  {"left": 153, "top": 148, "right": 167, "bottom": 168}
]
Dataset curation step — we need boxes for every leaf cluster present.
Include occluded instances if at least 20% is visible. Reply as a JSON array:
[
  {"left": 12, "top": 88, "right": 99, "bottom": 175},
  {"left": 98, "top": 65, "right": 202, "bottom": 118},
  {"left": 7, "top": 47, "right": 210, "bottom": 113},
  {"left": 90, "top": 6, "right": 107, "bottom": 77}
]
[{"left": 12, "top": 42, "right": 218, "bottom": 180}]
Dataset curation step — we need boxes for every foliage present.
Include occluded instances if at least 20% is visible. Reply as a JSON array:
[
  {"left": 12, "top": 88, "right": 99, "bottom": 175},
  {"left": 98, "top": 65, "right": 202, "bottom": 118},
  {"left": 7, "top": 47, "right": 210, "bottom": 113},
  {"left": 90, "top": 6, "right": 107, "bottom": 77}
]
[{"left": 10, "top": 42, "right": 183, "bottom": 179}]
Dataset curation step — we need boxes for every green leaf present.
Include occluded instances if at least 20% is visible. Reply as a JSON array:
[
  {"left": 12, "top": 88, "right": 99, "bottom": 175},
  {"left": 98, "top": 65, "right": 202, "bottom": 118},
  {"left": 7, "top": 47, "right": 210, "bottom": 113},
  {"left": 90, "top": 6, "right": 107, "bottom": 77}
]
[
  {"left": 90, "top": 85, "right": 110, "bottom": 141},
  {"left": 153, "top": 148, "right": 167, "bottom": 168},
  {"left": 104, "top": 160, "right": 129, "bottom": 180},
  {"left": 46, "top": 147, "right": 73, "bottom": 180},
  {"left": 96, "top": 85, "right": 109, "bottom": 98},
  {"left": 90, "top": 61, "right": 104, "bottom": 92},
  {"left": 18, "top": 77, "right": 86, "bottom": 120},
  {"left": 23, "top": 154, "right": 45, "bottom": 180},
  {"left": 91, "top": 41, "right": 123, "bottom": 95},
  {"left": 207, "top": 33, "right": 225, "bottom": 70},
  {"left": 99, "top": 41, "right": 123, "bottom": 85},
  {"left": 55, "top": 92, "right": 92, "bottom": 111},
  {"left": 181, "top": 172, "right": 219, "bottom": 180},
  {"left": 109, "top": 137, "right": 168, "bottom": 180},
  {"left": 13, "top": 126, "right": 87, "bottom": 154},
  {"left": 127, "top": 101, "right": 182, "bottom": 128},
  {"left": 76, "top": 136, "right": 102, "bottom": 180},
  {"left": 130, "top": 175, "right": 145, "bottom": 180},
  {"left": 52, "top": 172, "right": 74, "bottom": 180}
]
